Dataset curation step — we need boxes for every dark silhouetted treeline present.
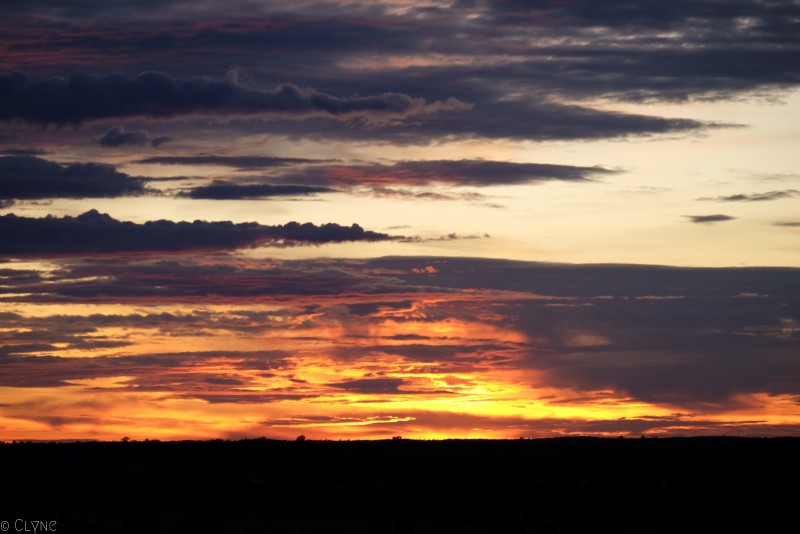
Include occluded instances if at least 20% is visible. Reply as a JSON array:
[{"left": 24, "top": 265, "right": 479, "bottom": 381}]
[{"left": 1, "top": 437, "right": 798, "bottom": 533}]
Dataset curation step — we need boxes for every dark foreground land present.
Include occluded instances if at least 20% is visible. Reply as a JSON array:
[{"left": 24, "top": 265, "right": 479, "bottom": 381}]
[{"left": 1, "top": 437, "right": 798, "bottom": 533}]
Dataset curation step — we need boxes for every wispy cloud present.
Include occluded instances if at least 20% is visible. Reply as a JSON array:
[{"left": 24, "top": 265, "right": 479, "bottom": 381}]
[
  {"left": 181, "top": 182, "right": 334, "bottom": 199},
  {"left": 137, "top": 155, "right": 331, "bottom": 169},
  {"left": 278, "top": 159, "right": 617, "bottom": 187},
  {"left": 685, "top": 214, "right": 736, "bottom": 224},
  {"left": 698, "top": 190, "right": 798, "bottom": 202}
]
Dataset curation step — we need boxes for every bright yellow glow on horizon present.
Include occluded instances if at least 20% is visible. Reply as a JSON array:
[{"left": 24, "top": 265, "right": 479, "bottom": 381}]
[{"left": 3, "top": 254, "right": 799, "bottom": 441}]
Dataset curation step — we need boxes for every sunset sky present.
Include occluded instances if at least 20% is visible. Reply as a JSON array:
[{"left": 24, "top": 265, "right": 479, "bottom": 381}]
[{"left": 1, "top": 0, "right": 800, "bottom": 440}]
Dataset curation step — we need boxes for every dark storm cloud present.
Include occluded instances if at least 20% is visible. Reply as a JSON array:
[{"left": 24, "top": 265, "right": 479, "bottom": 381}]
[
  {"left": 3, "top": 1, "right": 797, "bottom": 106},
  {"left": 137, "top": 155, "right": 328, "bottom": 169},
  {"left": 0, "top": 156, "right": 148, "bottom": 199},
  {"left": 448, "top": 0, "right": 800, "bottom": 102},
  {"left": 280, "top": 159, "right": 616, "bottom": 187},
  {"left": 699, "top": 190, "right": 798, "bottom": 202},
  {"left": 685, "top": 214, "right": 736, "bottom": 224},
  {"left": 0, "top": 0, "right": 794, "bottom": 153},
  {"left": 183, "top": 182, "right": 334, "bottom": 200},
  {"left": 0, "top": 10, "right": 422, "bottom": 73},
  {"left": 249, "top": 100, "right": 711, "bottom": 144},
  {"left": 0, "top": 71, "right": 466, "bottom": 125},
  {"left": 99, "top": 126, "right": 148, "bottom": 147},
  {"left": 0, "top": 209, "right": 398, "bottom": 255},
  {"left": 6, "top": 1, "right": 792, "bottom": 142}
]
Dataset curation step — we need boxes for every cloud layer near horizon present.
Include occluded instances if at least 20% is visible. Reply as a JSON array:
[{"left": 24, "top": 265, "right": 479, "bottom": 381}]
[{"left": 1, "top": 256, "right": 798, "bottom": 439}]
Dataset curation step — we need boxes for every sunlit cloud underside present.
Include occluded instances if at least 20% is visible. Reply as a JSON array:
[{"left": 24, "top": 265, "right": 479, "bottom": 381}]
[{"left": 2, "top": 256, "right": 798, "bottom": 440}]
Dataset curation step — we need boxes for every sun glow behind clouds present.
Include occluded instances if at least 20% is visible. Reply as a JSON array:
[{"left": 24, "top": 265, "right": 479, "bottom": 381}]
[{"left": 2, "top": 256, "right": 799, "bottom": 440}]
